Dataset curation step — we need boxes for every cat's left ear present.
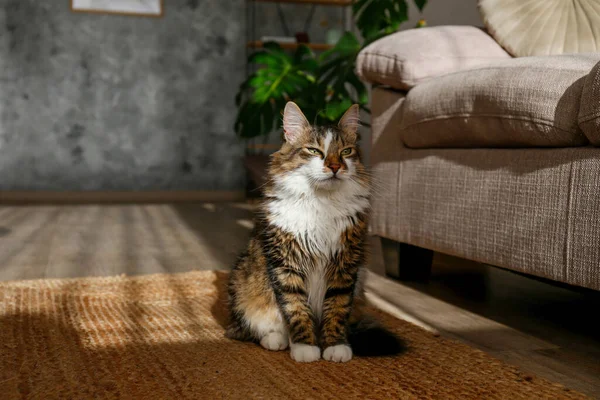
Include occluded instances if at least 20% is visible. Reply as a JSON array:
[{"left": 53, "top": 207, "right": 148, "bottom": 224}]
[{"left": 338, "top": 104, "right": 360, "bottom": 138}]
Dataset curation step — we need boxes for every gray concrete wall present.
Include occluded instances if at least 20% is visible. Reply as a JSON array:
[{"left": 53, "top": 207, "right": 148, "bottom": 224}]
[
  {"left": 0, "top": 0, "right": 482, "bottom": 191},
  {"left": 0, "top": 0, "right": 246, "bottom": 191}
]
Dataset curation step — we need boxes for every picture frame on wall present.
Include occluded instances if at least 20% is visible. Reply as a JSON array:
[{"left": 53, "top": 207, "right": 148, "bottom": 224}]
[{"left": 71, "top": 0, "right": 164, "bottom": 18}]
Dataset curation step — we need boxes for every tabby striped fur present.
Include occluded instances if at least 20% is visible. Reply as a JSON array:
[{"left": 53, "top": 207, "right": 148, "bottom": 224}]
[{"left": 226, "top": 102, "right": 401, "bottom": 362}]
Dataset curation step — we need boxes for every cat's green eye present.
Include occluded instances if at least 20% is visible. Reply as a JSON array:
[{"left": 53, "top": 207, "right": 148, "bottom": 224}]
[
  {"left": 341, "top": 148, "right": 353, "bottom": 156},
  {"left": 306, "top": 147, "right": 322, "bottom": 156}
]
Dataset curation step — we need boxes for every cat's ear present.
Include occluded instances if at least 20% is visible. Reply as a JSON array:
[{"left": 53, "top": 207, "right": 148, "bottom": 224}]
[
  {"left": 338, "top": 104, "right": 360, "bottom": 136},
  {"left": 283, "top": 102, "right": 310, "bottom": 145}
]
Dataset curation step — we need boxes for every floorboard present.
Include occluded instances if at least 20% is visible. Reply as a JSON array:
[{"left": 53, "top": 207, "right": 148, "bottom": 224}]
[{"left": 0, "top": 203, "right": 598, "bottom": 397}]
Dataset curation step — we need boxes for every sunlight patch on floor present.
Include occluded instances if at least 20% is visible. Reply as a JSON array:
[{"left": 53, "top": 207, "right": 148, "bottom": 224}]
[
  {"left": 202, "top": 203, "right": 216, "bottom": 212},
  {"left": 365, "top": 291, "right": 438, "bottom": 334},
  {"left": 236, "top": 219, "right": 254, "bottom": 230}
]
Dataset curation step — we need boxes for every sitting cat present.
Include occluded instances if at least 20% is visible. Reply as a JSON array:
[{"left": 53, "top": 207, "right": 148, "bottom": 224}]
[{"left": 226, "top": 102, "right": 402, "bottom": 362}]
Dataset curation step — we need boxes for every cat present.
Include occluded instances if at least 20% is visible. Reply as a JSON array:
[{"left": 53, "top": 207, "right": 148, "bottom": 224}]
[{"left": 226, "top": 102, "right": 402, "bottom": 363}]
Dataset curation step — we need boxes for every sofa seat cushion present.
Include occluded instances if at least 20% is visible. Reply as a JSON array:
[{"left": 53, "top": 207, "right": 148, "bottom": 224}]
[
  {"left": 356, "top": 26, "right": 511, "bottom": 91},
  {"left": 400, "top": 54, "right": 599, "bottom": 149},
  {"left": 579, "top": 61, "right": 600, "bottom": 146}
]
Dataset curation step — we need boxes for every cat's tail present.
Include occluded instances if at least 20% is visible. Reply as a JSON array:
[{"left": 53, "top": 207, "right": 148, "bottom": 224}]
[{"left": 348, "top": 315, "right": 406, "bottom": 357}]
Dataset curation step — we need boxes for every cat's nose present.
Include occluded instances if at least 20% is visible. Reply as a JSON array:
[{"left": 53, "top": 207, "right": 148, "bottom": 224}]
[{"left": 328, "top": 163, "right": 341, "bottom": 174}]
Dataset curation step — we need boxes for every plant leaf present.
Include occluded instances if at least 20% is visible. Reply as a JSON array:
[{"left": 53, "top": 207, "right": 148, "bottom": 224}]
[
  {"left": 234, "top": 44, "right": 318, "bottom": 138},
  {"left": 234, "top": 0, "right": 430, "bottom": 139},
  {"left": 322, "top": 98, "right": 353, "bottom": 121},
  {"left": 353, "top": 0, "right": 410, "bottom": 42}
]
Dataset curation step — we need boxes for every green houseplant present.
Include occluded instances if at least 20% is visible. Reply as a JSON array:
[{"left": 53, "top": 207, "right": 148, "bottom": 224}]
[{"left": 235, "top": 0, "right": 428, "bottom": 140}]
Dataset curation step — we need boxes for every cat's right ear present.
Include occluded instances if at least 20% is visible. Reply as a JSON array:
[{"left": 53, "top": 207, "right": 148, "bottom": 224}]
[{"left": 283, "top": 102, "right": 309, "bottom": 145}]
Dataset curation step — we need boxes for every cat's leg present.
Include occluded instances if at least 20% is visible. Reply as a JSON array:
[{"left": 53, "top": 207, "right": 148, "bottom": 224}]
[
  {"left": 236, "top": 289, "right": 289, "bottom": 351},
  {"left": 320, "top": 262, "right": 362, "bottom": 363},
  {"left": 227, "top": 259, "right": 289, "bottom": 351},
  {"left": 271, "top": 268, "right": 321, "bottom": 362},
  {"left": 230, "top": 299, "right": 289, "bottom": 351},
  {"left": 320, "top": 214, "right": 368, "bottom": 362},
  {"left": 248, "top": 304, "right": 289, "bottom": 351}
]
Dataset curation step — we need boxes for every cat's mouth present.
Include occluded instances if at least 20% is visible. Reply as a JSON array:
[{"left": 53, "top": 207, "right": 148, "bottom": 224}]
[
  {"left": 315, "top": 175, "right": 344, "bottom": 188},
  {"left": 321, "top": 174, "right": 342, "bottom": 183}
]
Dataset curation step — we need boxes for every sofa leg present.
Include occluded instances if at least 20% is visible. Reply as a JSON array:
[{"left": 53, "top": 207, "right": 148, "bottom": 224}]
[{"left": 379, "top": 237, "right": 433, "bottom": 282}]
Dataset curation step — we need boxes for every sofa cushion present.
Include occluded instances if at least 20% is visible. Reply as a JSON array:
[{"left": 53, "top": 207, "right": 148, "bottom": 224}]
[
  {"left": 400, "top": 54, "right": 599, "bottom": 149},
  {"left": 579, "top": 61, "right": 600, "bottom": 146},
  {"left": 356, "top": 26, "right": 511, "bottom": 91}
]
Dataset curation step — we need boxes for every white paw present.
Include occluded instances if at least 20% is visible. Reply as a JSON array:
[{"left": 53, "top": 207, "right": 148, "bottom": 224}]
[
  {"left": 260, "top": 332, "right": 289, "bottom": 351},
  {"left": 323, "top": 344, "right": 353, "bottom": 363},
  {"left": 290, "top": 343, "right": 321, "bottom": 363}
]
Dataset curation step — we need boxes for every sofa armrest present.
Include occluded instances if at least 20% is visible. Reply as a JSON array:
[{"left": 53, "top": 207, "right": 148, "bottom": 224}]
[{"left": 356, "top": 25, "right": 511, "bottom": 91}]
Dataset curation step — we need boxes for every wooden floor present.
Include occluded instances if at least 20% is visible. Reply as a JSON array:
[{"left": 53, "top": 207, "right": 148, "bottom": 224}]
[{"left": 1, "top": 203, "right": 599, "bottom": 398}]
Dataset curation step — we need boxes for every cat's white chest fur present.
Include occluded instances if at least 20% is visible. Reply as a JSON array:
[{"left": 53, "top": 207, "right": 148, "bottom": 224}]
[
  {"left": 268, "top": 185, "right": 368, "bottom": 255},
  {"left": 267, "top": 172, "right": 369, "bottom": 320},
  {"left": 270, "top": 196, "right": 350, "bottom": 257}
]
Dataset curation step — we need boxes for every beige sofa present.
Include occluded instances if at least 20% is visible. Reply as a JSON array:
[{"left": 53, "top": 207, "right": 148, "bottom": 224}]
[{"left": 356, "top": 26, "right": 600, "bottom": 291}]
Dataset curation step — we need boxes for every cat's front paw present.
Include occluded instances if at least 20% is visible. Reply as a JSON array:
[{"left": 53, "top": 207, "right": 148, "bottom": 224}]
[
  {"left": 323, "top": 344, "right": 353, "bottom": 362},
  {"left": 260, "top": 332, "right": 289, "bottom": 351},
  {"left": 290, "top": 343, "right": 321, "bottom": 362}
]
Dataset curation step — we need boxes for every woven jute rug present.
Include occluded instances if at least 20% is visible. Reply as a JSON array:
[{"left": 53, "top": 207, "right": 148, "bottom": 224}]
[{"left": 0, "top": 270, "right": 587, "bottom": 400}]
